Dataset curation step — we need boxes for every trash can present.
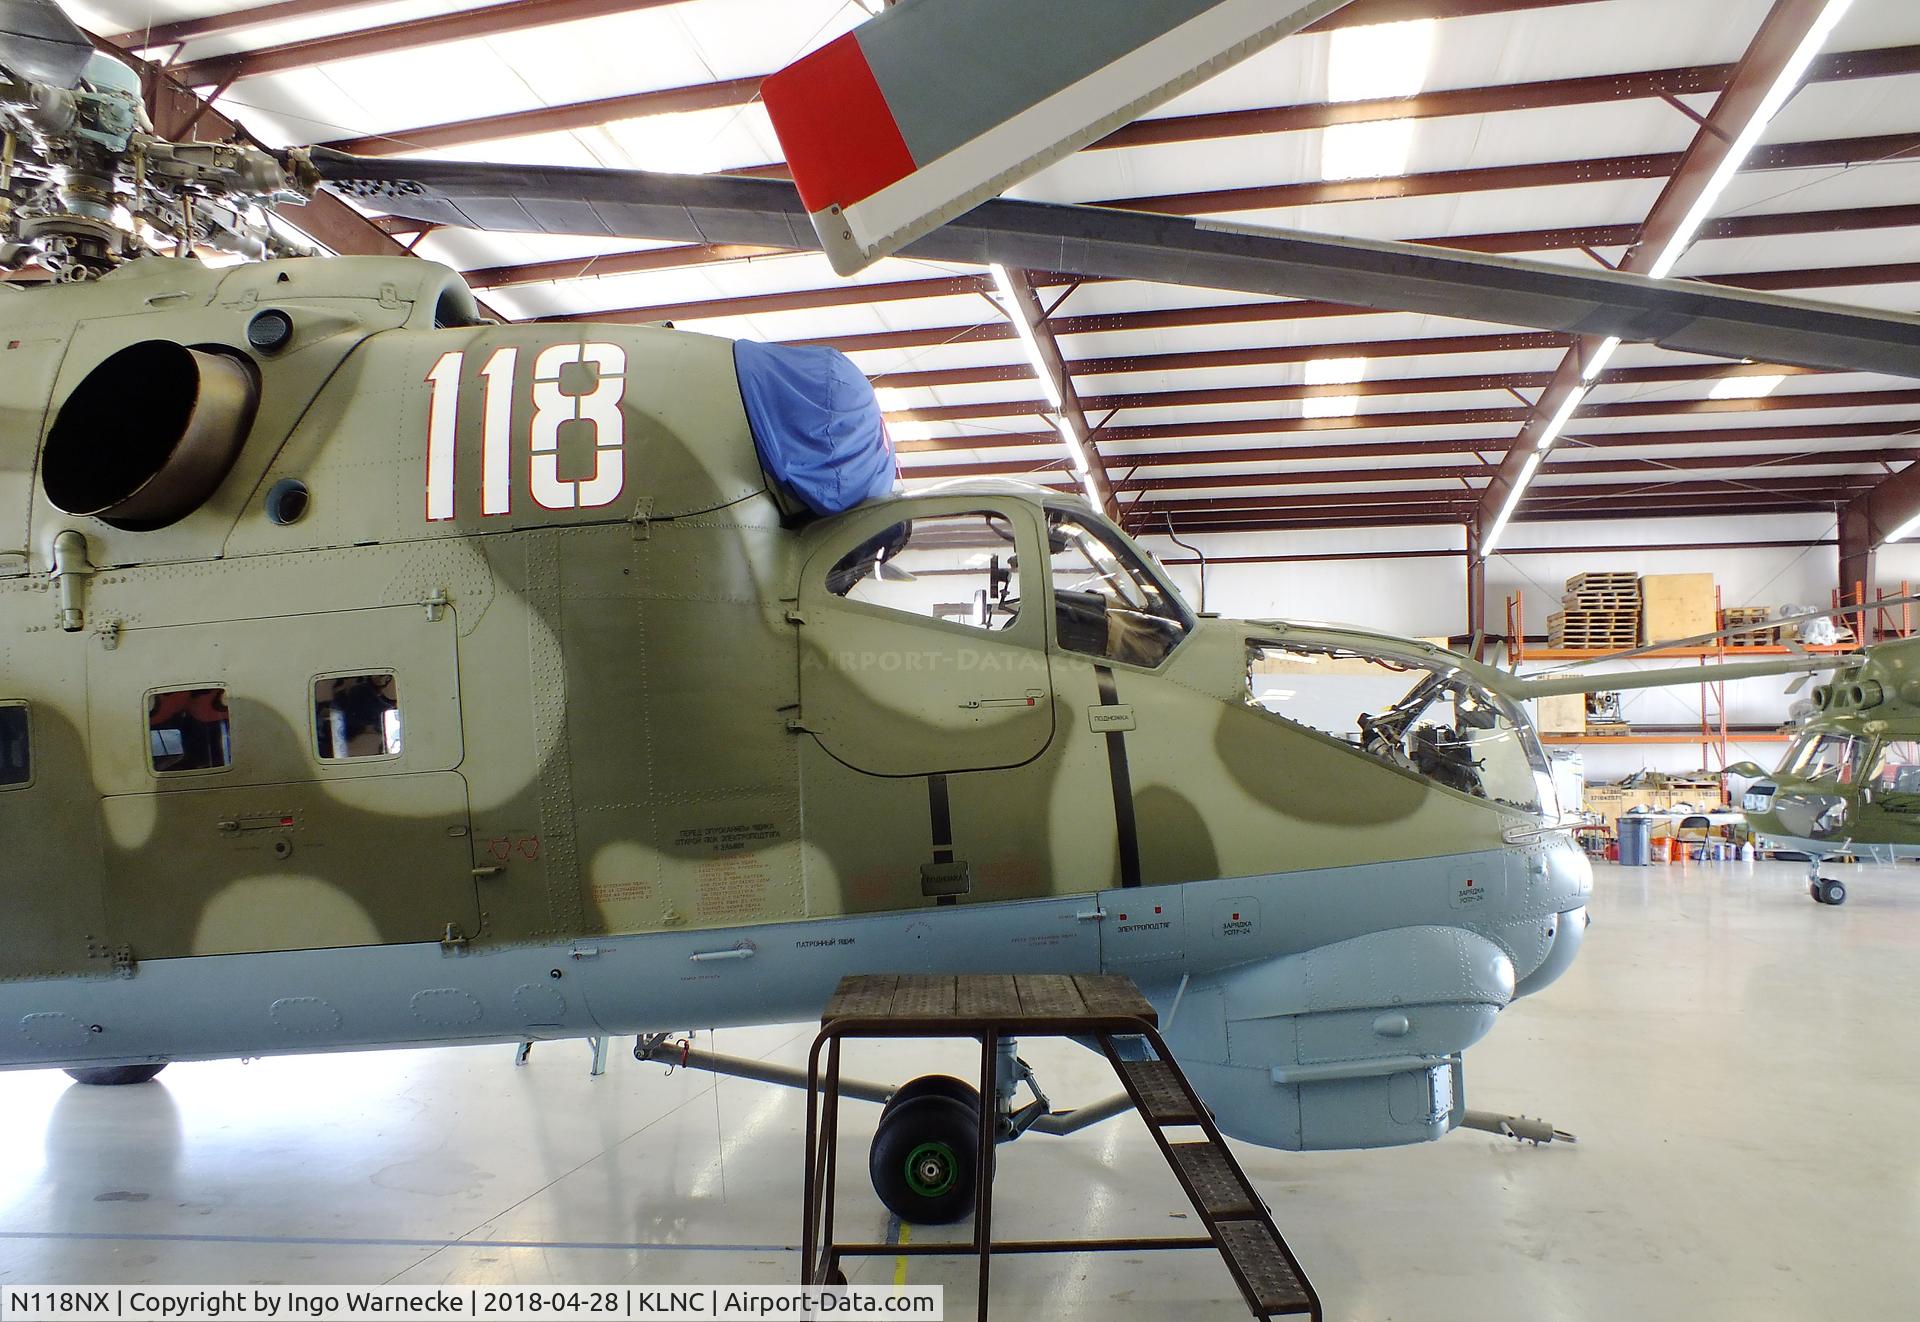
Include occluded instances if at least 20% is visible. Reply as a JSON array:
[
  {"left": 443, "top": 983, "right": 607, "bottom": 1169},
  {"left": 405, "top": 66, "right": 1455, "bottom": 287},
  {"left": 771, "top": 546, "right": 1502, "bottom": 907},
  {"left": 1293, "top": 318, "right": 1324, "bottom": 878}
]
[{"left": 1619, "top": 814, "right": 1652, "bottom": 866}]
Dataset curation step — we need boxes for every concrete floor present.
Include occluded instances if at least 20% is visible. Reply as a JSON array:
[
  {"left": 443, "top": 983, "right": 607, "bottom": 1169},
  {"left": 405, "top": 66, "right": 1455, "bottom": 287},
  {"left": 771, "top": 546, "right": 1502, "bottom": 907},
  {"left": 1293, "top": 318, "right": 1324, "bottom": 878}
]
[{"left": 3, "top": 858, "right": 1919, "bottom": 1320}]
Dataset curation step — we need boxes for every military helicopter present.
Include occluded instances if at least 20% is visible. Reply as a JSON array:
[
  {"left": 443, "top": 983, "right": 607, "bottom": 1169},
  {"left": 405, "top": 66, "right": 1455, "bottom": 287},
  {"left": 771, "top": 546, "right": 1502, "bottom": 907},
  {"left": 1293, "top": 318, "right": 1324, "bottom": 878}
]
[
  {"left": 0, "top": 0, "right": 1911, "bottom": 1227},
  {"left": 1711, "top": 608, "right": 1920, "bottom": 907},
  {"left": 1517, "top": 600, "right": 1920, "bottom": 909}
]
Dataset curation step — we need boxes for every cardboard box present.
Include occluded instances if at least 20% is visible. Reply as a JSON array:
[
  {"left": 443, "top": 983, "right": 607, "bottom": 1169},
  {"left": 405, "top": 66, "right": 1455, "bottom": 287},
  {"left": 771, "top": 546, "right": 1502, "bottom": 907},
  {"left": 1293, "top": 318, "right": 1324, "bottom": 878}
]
[
  {"left": 1640, "top": 573, "right": 1716, "bottom": 646},
  {"left": 1536, "top": 692, "right": 1587, "bottom": 734}
]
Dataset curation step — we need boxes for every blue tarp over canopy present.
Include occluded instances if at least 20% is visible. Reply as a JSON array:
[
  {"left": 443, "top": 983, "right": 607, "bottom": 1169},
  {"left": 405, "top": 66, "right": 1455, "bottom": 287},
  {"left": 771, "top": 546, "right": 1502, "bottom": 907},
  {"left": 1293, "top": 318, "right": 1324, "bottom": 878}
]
[{"left": 734, "top": 340, "right": 896, "bottom": 517}]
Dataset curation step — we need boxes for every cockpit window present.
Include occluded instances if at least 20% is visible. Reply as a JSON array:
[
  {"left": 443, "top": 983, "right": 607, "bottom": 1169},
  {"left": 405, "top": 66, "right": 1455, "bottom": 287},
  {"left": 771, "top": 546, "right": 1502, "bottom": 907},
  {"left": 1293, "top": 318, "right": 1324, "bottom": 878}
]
[
  {"left": 1046, "top": 510, "right": 1189, "bottom": 667},
  {"left": 826, "top": 511, "right": 1021, "bottom": 631},
  {"left": 1248, "top": 641, "right": 1552, "bottom": 813},
  {"left": 1780, "top": 732, "right": 1865, "bottom": 784}
]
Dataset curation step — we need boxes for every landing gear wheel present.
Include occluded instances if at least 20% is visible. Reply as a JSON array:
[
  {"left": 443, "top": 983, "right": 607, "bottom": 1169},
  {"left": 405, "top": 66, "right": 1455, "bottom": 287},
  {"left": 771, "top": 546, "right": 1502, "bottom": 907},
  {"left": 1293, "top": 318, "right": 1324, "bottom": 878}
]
[
  {"left": 1818, "top": 879, "right": 1847, "bottom": 906},
  {"left": 881, "top": 1074, "right": 981, "bottom": 1122},
  {"left": 1810, "top": 881, "right": 1823, "bottom": 902},
  {"left": 64, "top": 1063, "right": 166, "bottom": 1086},
  {"left": 869, "top": 1094, "right": 981, "bottom": 1225}
]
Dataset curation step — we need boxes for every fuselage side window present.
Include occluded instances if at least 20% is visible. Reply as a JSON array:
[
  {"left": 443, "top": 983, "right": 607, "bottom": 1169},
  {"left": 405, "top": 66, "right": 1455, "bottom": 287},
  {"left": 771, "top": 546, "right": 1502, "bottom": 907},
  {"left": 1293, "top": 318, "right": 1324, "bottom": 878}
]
[
  {"left": 826, "top": 512, "right": 1022, "bottom": 631},
  {"left": 0, "top": 703, "right": 29, "bottom": 788},
  {"left": 149, "top": 688, "right": 232, "bottom": 773},
  {"left": 314, "top": 674, "right": 403, "bottom": 760}
]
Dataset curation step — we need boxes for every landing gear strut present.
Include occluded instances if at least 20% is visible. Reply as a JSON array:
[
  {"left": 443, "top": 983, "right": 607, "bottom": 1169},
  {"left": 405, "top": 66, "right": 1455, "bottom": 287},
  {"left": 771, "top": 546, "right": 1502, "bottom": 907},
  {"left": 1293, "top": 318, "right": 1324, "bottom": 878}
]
[
  {"left": 1807, "top": 860, "right": 1848, "bottom": 905},
  {"left": 1810, "top": 878, "right": 1848, "bottom": 905}
]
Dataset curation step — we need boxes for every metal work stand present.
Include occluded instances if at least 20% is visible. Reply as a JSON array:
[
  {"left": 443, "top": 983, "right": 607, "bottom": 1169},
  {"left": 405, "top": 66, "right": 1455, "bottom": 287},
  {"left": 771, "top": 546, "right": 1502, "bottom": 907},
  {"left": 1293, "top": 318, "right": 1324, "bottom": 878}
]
[{"left": 801, "top": 973, "right": 1320, "bottom": 1321}]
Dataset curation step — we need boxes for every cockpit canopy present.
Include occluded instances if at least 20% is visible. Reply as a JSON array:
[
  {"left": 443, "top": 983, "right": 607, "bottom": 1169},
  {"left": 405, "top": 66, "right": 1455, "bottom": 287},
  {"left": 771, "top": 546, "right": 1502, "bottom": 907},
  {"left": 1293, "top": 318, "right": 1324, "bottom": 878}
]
[
  {"left": 1246, "top": 639, "right": 1555, "bottom": 814},
  {"left": 825, "top": 502, "right": 1192, "bottom": 669}
]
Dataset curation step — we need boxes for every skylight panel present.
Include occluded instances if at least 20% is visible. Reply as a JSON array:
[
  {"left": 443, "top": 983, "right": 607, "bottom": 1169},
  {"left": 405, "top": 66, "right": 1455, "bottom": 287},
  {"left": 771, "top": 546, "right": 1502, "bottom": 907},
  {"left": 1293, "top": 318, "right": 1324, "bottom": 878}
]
[
  {"left": 1709, "top": 373, "right": 1788, "bottom": 400},
  {"left": 1320, "top": 19, "right": 1436, "bottom": 181},
  {"left": 1301, "top": 356, "right": 1366, "bottom": 419}
]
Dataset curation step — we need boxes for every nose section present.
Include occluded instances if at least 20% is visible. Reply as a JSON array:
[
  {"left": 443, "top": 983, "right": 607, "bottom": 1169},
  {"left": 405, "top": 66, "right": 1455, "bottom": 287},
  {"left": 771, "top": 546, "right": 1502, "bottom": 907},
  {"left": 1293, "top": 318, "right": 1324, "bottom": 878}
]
[
  {"left": 1542, "top": 836, "right": 1593, "bottom": 908},
  {"left": 1513, "top": 904, "right": 1587, "bottom": 998}
]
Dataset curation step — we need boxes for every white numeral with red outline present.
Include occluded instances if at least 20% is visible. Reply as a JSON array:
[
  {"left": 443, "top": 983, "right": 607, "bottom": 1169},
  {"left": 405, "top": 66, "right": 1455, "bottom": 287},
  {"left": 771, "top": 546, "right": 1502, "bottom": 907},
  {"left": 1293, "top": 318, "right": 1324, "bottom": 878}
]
[{"left": 423, "top": 342, "right": 627, "bottom": 522}]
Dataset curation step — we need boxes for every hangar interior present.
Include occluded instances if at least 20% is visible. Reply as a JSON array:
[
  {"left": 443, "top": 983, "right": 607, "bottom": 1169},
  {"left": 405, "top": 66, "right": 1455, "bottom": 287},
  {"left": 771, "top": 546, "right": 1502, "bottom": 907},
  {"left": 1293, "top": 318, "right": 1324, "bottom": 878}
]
[{"left": 3, "top": 0, "right": 1920, "bottom": 1318}]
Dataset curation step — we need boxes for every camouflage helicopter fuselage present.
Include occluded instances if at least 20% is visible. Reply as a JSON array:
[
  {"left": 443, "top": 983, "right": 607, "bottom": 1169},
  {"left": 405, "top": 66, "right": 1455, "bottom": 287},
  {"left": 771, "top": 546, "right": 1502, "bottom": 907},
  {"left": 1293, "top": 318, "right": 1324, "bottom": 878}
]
[{"left": 0, "top": 256, "right": 1590, "bottom": 1151}]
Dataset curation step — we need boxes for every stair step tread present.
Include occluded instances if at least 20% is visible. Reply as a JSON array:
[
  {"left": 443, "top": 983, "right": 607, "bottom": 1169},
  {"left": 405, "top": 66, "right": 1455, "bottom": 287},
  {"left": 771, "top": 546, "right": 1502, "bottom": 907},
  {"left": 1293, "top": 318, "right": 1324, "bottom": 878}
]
[
  {"left": 1170, "top": 1142, "right": 1258, "bottom": 1218},
  {"left": 1122, "top": 1060, "right": 1199, "bottom": 1124},
  {"left": 1216, "top": 1219, "right": 1313, "bottom": 1315}
]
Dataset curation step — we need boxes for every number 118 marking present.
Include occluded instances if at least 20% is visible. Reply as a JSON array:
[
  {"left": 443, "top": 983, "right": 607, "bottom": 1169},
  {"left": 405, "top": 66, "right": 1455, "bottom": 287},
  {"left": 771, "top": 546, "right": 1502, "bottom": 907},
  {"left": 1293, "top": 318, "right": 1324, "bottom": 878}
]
[{"left": 423, "top": 341, "right": 628, "bottom": 521}]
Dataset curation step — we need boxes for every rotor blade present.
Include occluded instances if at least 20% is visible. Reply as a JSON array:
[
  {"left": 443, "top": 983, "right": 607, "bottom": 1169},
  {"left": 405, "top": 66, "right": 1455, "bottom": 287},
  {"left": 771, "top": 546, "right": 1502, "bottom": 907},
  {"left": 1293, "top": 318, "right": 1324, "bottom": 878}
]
[
  {"left": 1500, "top": 654, "right": 1864, "bottom": 701},
  {"left": 305, "top": 150, "right": 1920, "bottom": 379},
  {"left": 0, "top": 0, "right": 92, "bottom": 89}
]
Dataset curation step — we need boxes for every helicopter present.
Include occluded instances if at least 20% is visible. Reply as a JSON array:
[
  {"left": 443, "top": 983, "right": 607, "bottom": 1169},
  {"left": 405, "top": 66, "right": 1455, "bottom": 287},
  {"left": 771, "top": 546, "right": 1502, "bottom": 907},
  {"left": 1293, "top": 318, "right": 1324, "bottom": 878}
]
[
  {"left": 1715, "top": 614, "right": 1920, "bottom": 907},
  {"left": 1731, "top": 650, "right": 1920, "bottom": 907},
  {"left": 1512, "top": 600, "right": 1920, "bottom": 909},
  {"left": 0, "top": 0, "right": 1907, "bottom": 1229}
]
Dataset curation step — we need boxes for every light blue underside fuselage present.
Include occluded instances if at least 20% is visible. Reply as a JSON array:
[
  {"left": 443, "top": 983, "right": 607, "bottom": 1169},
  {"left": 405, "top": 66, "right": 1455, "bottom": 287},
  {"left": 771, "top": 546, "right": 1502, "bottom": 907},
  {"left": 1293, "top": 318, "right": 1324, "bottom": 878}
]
[{"left": 0, "top": 842, "right": 1593, "bottom": 1152}]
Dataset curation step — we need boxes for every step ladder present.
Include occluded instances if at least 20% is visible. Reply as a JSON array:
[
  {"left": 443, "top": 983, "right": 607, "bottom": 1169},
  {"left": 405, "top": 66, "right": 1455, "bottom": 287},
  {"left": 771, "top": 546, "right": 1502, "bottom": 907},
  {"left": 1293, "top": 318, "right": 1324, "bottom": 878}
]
[{"left": 801, "top": 973, "right": 1320, "bottom": 1321}]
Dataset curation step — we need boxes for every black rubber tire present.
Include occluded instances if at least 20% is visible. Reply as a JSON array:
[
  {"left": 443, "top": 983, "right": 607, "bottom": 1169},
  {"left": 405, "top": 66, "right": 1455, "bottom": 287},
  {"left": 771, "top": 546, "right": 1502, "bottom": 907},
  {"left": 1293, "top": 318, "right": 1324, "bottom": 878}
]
[
  {"left": 64, "top": 1063, "right": 166, "bottom": 1086},
  {"left": 869, "top": 1094, "right": 981, "bottom": 1225},
  {"left": 1810, "top": 882, "right": 1824, "bottom": 902},
  {"left": 1823, "top": 880, "right": 1848, "bottom": 906},
  {"left": 881, "top": 1074, "right": 981, "bottom": 1122}
]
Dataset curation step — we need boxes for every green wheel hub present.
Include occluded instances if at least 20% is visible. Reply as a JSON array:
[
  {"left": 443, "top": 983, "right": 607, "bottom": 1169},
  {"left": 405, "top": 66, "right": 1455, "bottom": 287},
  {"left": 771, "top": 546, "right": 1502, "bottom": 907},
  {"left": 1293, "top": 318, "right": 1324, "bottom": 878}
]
[{"left": 903, "top": 1140, "right": 959, "bottom": 1198}]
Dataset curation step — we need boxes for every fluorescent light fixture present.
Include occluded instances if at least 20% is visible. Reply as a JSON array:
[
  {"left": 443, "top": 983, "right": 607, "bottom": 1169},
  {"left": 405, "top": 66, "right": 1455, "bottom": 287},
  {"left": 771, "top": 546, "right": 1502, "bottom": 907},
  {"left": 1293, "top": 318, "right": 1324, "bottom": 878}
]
[
  {"left": 1709, "top": 372, "right": 1788, "bottom": 400},
  {"left": 1482, "top": 451, "right": 1544, "bottom": 556},
  {"left": 1534, "top": 386, "right": 1588, "bottom": 450},
  {"left": 1322, "top": 19, "right": 1435, "bottom": 182},
  {"left": 1645, "top": 0, "right": 1856, "bottom": 279},
  {"left": 1581, "top": 336, "right": 1622, "bottom": 382},
  {"left": 1302, "top": 355, "right": 1367, "bottom": 418},
  {"left": 990, "top": 263, "right": 1063, "bottom": 410},
  {"left": 1052, "top": 414, "right": 1091, "bottom": 475},
  {"left": 1050, "top": 415, "right": 1102, "bottom": 505}
]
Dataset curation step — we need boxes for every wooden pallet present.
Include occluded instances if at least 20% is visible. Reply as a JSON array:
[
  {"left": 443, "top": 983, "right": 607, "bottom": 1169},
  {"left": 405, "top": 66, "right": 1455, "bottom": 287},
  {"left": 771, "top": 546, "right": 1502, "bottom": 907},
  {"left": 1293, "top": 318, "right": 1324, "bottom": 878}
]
[
  {"left": 1562, "top": 571, "right": 1641, "bottom": 610},
  {"left": 1548, "top": 607, "right": 1640, "bottom": 649},
  {"left": 1724, "top": 607, "right": 1777, "bottom": 646},
  {"left": 1567, "top": 572, "right": 1638, "bottom": 594},
  {"left": 1585, "top": 721, "right": 1634, "bottom": 738}
]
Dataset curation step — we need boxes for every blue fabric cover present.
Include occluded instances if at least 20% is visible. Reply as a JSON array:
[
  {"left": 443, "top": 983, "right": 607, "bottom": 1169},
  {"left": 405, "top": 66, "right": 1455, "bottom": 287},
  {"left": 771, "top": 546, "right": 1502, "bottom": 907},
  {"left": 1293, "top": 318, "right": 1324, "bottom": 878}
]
[{"left": 734, "top": 339, "right": 896, "bottom": 516}]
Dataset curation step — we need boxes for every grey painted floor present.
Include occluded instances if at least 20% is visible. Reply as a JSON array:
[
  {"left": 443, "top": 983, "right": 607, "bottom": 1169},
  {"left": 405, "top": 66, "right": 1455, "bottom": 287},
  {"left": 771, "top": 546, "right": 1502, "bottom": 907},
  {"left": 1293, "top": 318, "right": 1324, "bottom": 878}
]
[{"left": 3, "top": 858, "right": 1918, "bottom": 1320}]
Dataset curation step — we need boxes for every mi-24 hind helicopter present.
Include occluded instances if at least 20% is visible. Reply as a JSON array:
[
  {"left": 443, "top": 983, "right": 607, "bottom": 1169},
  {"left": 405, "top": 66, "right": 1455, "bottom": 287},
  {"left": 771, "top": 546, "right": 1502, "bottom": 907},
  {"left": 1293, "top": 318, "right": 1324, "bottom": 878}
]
[{"left": 0, "top": 0, "right": 1906, "bottom": 1227}]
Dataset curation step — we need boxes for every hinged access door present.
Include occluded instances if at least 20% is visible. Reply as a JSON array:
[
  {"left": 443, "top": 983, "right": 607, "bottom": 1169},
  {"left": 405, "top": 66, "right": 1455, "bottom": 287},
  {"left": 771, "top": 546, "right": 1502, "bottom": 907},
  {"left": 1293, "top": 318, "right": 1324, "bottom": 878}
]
[
  {"left": 796, "top": 499, "right": 1053, "bottom": 777},
  {"left": 87, "top": 604, "right": 478, "bottom": 957}
]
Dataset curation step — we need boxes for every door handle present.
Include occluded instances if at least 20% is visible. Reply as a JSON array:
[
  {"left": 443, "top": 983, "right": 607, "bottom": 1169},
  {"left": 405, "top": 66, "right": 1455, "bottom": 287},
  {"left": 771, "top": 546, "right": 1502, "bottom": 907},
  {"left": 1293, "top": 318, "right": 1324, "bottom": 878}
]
[
  {"left": 960, "top": 690, "right": 1044, "bottom": 710},
  {"left": 689, "top": 941, "right": 757, "bottom": 963},
  {"left": 1076, "top": 909, "right": 1106, "bottom": 922}
]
